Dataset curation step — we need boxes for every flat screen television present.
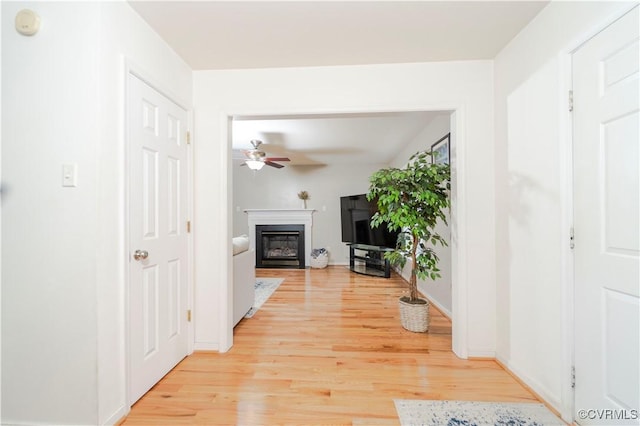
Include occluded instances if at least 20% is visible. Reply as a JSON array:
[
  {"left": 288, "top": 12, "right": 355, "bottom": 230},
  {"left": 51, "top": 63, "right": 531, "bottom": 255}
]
[{"left": 340, "top": 194, "right": 399, "bottom": 248}]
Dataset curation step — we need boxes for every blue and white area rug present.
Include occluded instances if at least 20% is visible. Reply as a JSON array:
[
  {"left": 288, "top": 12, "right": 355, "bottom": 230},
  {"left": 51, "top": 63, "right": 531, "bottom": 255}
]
[
  {"left": 394, "top": 400, "right": 565, "bottom": 426},
  {"left": 244, "top": 277, "right": 284, "bottom": 318}
]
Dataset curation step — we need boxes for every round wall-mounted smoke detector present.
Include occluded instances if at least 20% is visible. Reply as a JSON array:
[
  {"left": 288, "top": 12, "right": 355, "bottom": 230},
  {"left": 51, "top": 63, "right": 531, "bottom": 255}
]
[{"left": 15, "top": 9, "right": 41, "bottom": 36}]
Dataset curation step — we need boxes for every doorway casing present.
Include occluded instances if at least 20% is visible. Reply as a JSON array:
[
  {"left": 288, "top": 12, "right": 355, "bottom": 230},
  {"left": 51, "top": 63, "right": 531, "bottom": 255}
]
[
  {"left": 123, "top": 63, "right": 195, "bottom": 412},
  {"left": 218, "top": 105, "right": 469, "bottom": 358},
  {"left": 555, "top": 3, "right": 640, "bottom": 422}
]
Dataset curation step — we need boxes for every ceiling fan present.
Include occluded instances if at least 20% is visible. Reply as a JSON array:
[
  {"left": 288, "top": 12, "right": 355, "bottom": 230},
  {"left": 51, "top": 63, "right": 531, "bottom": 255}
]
[{"left": 241, "top": 139, "right": 290, "bottom": 170}]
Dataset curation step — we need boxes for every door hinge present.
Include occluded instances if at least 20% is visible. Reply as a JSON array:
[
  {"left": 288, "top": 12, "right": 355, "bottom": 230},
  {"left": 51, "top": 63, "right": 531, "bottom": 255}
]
[
  {"left": 187, "top": 309, "right": 192, "bottom": 322},
  {"left": 570, "top": 226, "right": 575, "bottom": 249},
  {"left": 571, "top": 366, "right": 576, "bottom": 388},
  {"left": 568, "top": 90, "right": 574, "bottom": 112},
  {"left": 187, "top": 220, "right": 191, "bottom": 233},
  {"left": 186, "top": 131, "right": 191, "bottom": 145}
]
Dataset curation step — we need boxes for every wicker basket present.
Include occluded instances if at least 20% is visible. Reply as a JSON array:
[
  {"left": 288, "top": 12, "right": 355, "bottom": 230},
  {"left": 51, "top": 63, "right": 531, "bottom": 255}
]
[
  {"left": 398, "top": 297, "right": 429, "bottom": 332},
  {"left": 310, "top": 253, "right": 329, "bottom": 268}
]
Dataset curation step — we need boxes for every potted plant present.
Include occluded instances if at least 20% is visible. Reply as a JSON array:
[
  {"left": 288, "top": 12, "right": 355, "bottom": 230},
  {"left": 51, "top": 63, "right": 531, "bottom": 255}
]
[{"left": 367, "top": 150, "right": 450, "bottom": 332}]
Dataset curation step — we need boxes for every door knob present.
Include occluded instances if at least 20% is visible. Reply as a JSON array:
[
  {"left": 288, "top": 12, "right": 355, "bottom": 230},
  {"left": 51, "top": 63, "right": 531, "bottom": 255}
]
[{"left": 133, "top": 250, "right": 149, "bottom": 261}]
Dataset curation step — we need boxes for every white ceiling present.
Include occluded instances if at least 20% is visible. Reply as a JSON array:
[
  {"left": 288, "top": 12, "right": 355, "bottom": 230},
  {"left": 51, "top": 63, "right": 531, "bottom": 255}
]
[
  {"left": 232, "top": 111, "right": 447, "bottom": 166},
  {"left": 128, "top": 1, "right": 547, "bottom": 71},
  {"left": 128, "top": 1, "right": 548, "bottom": 166}
]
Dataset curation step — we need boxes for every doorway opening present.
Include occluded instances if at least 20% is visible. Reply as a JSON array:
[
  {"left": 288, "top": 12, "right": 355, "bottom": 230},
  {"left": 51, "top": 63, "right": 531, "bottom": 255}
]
[{"left": 226, "top": 108, "right": 463, "bottom": 356}]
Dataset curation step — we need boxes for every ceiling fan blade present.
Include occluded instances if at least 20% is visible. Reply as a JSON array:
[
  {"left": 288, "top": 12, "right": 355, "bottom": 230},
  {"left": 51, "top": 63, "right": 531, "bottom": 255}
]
[
  {"left": 265, "top": 157, "right": 290, "bottom": 162},
  {"left": 264, "top": 161, "right": 285, "bottom": 169}
]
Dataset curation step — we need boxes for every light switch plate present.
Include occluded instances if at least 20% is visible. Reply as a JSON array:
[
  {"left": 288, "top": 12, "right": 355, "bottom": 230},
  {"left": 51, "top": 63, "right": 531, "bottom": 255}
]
[{"left": 62, "top": 164, "right": 78, "bottom": 187}]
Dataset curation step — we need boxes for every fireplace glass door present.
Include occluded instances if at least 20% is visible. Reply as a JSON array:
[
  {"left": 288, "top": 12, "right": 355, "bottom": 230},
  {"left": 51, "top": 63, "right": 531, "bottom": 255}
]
[{"left": 256, "top": 224, "right": 305, "bottom": 268}]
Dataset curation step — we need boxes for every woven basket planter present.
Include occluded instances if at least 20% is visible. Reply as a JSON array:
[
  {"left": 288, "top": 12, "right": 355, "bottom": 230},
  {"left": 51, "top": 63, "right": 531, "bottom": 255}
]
[
  {"left": 310, "top": 253, "right": 329, "bottom": 269},
  {"left": 398, "top": 296, "right": 429, "bottom": 332}
]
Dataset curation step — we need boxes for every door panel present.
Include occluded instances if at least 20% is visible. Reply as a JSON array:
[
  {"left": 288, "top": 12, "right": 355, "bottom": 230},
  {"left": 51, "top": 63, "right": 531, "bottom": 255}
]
[
  {"left": 128, "top": 74, "right": 189, "bottom": 404},
  {"left": 573, "top": 6, "right": 639, "bottom": 424},
  {"left": 142, "top": 265, "right": 159, "bottom": 358},
  {"left": 142, "top": 148, "right": 159, "bottom": 238},
  {"left": 603, "top": 289, "right": 639, "bottom": 409}
]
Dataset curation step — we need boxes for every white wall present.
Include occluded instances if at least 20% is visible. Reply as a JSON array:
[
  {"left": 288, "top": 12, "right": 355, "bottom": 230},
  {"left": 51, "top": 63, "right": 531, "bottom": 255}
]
[
  {"left": 233, "top": 162, "right": 385, "bottom": 265},
  {"left": 0, "top": 4, "right": 3, "bottom": 421},
  {"left": 1, "top": 2, "right": 192, "bottom": 424},
  {"left": 390, "top": 113, "right": 451, "bottom": 168},
  {"left": 97, "top": 2, "right": 192, "bottom": 424},
  {"left": 193, "top": 61, "right": 495, "bottom": 357},
  {"left": 389, "top": 114, "right": 453, "bottom": 317},
  {"left": 493, "top": 0, "right": 637, "bottom": 419},
  {"left": 2, "top": 3, "right": 101, "bottom": 423}
]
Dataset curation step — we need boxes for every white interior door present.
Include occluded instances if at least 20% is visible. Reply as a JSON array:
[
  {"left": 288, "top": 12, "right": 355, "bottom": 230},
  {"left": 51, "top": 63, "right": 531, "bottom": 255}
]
[
  {"left": 128, "top": 74, "right": 189, "bottom": 404},
  {"left": 573, "top": 6, "right": 639, "bottom": 424}
]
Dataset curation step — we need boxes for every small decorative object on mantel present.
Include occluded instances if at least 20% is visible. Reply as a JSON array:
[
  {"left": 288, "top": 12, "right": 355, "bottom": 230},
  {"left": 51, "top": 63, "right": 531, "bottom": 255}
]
[
  {"left": 297, "top": 190, "right": 309, "bottom": 209},
  {"left": 310, "top": 248, "right": 329, "bottom": 268}
]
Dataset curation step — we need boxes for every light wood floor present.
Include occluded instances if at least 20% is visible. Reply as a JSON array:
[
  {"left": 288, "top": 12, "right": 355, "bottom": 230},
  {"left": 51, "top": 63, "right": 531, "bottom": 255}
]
[{"left": 122, "top": 266, "right": 538, "bottom": 425}]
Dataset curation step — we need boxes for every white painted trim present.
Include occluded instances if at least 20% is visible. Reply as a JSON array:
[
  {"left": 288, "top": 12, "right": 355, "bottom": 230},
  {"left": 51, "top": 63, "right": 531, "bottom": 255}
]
[
  {"left": 122, "top": 59, "right": 134, "bottom": 416},
  {"left": 467, "top": 350, "right": 496, "bottom": 358},
  {"left": 423, "top": 290, "right": 453, "bottom": 321},
  {"left": 565, "top": 3, "right": 639, "bottom": 55},
  {"left": 193, "top": 342, "right": 221, "bottom": 351},
  {"left": 556, "top": 4, "right": 639, "bottom": 423},
  {"left": 126, "top": 60, "right": 190, "bottom": 113},
  {"left": 218, "top": 115, "right": 234, "bottom": 353},
  {"left": 395, "top": 264, "right": 454, "bottom": 320},
  {"left": 223, "top": 104, "right": 469, "bottom": 359},
  {"left": 449, "top": 109, "right": 469, "bottom": 359},
  {"left": 187, "top": 110, "right": 195, "bottom": 356},
  {"left": 0, "top": 3, "right": 3, "bottom": 421},
  {"left": 558, "top": 50, "right": 576, "bottom": 424},
  {"left": 497, "top": 354, "right": 564, "bottom": 419},
  {"left": 102, "top": 406, "right": 129, "bottom": 426}
]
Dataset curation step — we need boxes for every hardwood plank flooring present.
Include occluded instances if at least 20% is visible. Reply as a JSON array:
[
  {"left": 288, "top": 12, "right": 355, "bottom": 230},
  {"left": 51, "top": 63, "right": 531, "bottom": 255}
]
[{"left": 122, "top": 266, "right": 537, "bottom": 425}]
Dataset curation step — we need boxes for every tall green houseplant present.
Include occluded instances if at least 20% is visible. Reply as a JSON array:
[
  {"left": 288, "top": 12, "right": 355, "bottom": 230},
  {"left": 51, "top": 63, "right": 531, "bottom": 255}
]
[{"left": 367, "top": 150, "right": 450, "bottom": 330}]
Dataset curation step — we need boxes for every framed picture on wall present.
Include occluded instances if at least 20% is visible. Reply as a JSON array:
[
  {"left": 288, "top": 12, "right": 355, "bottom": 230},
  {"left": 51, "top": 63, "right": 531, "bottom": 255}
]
[{"left": 431, "top": 133, "right": 450, "bottom": 165}]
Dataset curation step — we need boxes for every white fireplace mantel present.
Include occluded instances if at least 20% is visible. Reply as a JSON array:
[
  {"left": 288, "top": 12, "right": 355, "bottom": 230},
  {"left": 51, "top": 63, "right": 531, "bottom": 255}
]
[{"left": 245, "top": 209, "right": 315, "bottom": 267}]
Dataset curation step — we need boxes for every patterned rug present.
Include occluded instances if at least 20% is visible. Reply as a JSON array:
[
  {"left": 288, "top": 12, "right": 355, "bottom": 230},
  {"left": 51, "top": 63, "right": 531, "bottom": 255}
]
[
  {"left": 394, "top": 400, "right": 565, "bottom": 426},
  {"left": 244, "top": 277, "right": 284, "bottom": 318}
]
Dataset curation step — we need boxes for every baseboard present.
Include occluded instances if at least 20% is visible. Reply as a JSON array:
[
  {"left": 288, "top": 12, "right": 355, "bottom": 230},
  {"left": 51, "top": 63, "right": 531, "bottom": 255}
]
[
  {"left": 421, "top": 291, "right": 452, "bottom": 320},
  {"left": 495, "top": 355, "right": 565, "bottom": 422},
  {"left": 110, "top": 406, "right": 130, "bottom": 425},
  {"left": 466, "top": 350, "right": 496, "bottom": 358},
  {"left": 193, "top": 342, "right": 219, "bottom": 351},
  {"left": 393, "top": 265, "right": 454, "bottom": 320}
]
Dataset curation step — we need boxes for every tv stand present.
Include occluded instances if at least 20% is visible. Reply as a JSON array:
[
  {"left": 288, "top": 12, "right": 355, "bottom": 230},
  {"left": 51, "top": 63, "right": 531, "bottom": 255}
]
[{"left": 348, "top": 243, "right": 393, "bottom": 278}]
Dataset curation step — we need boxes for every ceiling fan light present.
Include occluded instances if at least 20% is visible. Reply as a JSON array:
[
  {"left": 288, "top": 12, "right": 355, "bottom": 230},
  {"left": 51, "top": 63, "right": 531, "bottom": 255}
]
[{"left": 246, "top": 160, "right": 264, "bottom": 170}]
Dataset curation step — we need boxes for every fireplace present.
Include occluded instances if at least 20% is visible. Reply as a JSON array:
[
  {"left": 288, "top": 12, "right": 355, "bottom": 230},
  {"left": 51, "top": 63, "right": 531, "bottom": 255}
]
[
  {"left": 245, "top": 209, "right": 315, "bottom": 268},
  {"left": 256, "top": 224, "right": 305, "bottom": 268}
]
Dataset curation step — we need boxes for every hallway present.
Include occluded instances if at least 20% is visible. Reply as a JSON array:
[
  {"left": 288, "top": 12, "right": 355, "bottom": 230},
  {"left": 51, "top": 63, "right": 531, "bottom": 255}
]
[{"left": 123, "top": 267, "right": 538, "bottom": 424}]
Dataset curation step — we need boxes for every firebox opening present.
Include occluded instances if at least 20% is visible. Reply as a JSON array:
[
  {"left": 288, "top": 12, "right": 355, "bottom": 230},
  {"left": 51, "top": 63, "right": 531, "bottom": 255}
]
[{"left": 256, "top": 224, "right": 305, "bottom": 269}]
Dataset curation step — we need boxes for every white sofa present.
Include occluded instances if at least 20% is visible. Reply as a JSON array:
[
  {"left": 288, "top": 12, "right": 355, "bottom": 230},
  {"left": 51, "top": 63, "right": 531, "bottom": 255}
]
[{"left": 232, "top": 235, "right": 255, "bottom": 326}]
